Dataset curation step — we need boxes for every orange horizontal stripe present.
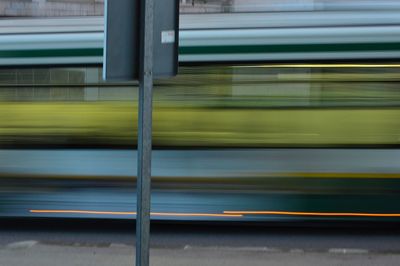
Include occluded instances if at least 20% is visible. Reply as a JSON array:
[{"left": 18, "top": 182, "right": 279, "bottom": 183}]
[
  {"left": 151, "top": 212, "right": 242, "bottom": 218},
  {"left": 30, "top": 209, "right": 242, "bottom": 218},
  {"left": 224, "top": 210, "right": 400, "bottom": 217},
  {"left": 30, "top": 210, "right": 135, "bottom": 215},
  {"left": 288, "top": 172, "right": 400, "bottom": 179}
]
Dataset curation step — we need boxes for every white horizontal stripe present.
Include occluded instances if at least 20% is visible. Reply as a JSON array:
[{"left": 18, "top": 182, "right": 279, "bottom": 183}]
[
  {"left": 180, "top": 26, "right": 400, "bottom": 46},
  {"left": 2, "top": 26, "right": 400, "bottom": 52},
  {"left": 0, "top": 33, "right": 103, "bottom": 50},
  {"left": 2, "top": 10, "right": 400, "bottom": 34}
]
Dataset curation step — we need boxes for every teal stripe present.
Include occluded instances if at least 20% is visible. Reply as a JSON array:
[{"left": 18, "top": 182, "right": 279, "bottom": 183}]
[
  {"left": 0, "top": 48, "right": 103, "bottom": 58},
  {"left": 0, "top": 42, "right": 399, "bottom": 58},
  {"left": 179, "top": 42, "right": 400, "bottom": 55}
]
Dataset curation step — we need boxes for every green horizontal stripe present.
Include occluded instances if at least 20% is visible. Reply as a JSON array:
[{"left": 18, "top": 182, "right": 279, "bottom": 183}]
[
  {"left": 0, "top": 48, "right": 103, "bottom": 58},
  {"left": 180, "top": 42, "right": 400, "bottom": 55},
  {"left": 0, "top": 42, "right": 399, "bottom": 58}
]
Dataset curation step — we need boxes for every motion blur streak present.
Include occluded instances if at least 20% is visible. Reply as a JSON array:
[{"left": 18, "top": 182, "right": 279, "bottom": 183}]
[
  {"left": 243, "top": 64, "right": 400, "bottom": 68},
  {"left": 224, "top": 211, "right": 400, "bottom": 217},
  {"left": 30, "top": 210, "right": 243, "bottom": 218},
  {"left": 285, "top": 173, "right": 400, "bottom": 179},
  {"left": 2, "top": 1, "right": 400, "bottom": 222}
]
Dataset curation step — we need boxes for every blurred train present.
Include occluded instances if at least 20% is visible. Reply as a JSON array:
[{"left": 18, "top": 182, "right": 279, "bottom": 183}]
[
  {"left": 0, "top": 10, "right": 400, "bottom": 222},
  {"left": 1, "top": 11, "right": 400, "bottom": 65},
  {"left": 0, "top": 10, "right": 400, "bottom": 148}
]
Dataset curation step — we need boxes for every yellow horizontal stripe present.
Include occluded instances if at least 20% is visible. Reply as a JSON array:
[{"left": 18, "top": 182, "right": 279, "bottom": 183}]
[
  {"left": 2, "top": 103, "right": 400, "bottom": 147},
  {"left": 239, "top": 64, "right": 400, "bottom": 68}
]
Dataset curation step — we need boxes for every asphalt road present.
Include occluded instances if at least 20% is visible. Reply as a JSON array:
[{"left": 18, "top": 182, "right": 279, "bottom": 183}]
[
  {"left": 0, "top": 220, "right": 400, "bottom": 252},
  {"left": 0, "top": 221, "right": 400, "bottom": 266}
]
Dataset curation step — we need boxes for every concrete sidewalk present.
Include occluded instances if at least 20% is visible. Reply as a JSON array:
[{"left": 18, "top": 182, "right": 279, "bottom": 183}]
[{"left": 1, "top": 241, "right": 399, "bottom": 266}]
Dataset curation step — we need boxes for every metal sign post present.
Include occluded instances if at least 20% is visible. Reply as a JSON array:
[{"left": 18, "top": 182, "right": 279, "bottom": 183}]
[
  {"left": 103, "top": 0, "right": 178, "bottom": 265},
  {"left": 136, "top": 0, "right": 154, "bottom": 265}
]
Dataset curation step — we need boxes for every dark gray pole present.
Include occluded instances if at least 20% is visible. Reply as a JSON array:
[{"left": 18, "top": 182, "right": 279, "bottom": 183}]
[{"left": 136, "top": 0, "right": 153, "bottom": 265}]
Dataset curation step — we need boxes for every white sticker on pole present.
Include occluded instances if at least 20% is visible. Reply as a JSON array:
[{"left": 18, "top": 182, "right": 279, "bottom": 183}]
[{"left": 161, "top": 30, "right": 175, "bottom": 44}]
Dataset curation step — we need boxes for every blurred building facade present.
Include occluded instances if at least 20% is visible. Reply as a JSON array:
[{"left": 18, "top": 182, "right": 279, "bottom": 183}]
[
  {"left": 0, "top": 0, "right": 104, "bottom": 16},
  {"left": 1, "top": 0, "right": 397, "bottom": 16},
  {"left": 0, "top": 0, "right": 235, "bottom": 16}
]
